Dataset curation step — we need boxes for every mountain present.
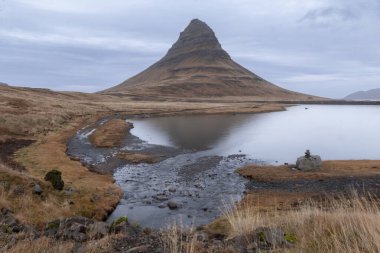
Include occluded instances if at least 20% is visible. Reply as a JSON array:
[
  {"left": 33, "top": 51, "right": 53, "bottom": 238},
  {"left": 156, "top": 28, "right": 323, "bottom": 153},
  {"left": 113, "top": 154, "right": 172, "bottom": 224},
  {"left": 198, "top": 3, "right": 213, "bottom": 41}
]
[
  {"left": 102, "top": 19, "right": 315, "bottom": 100},
  {"left": 344, "top": 88, "right": 380, "bottom": 100}
]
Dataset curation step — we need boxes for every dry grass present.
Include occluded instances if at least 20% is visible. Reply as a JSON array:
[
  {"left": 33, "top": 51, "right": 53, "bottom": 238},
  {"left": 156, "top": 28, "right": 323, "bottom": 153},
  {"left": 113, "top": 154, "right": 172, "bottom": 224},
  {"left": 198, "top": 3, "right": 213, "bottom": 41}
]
[
  {"left": 160, "top": 222, "right": 198, "bottom": 253},
  {"left": 237, "top": 161, "right": 380, "bottom": 182},
  {"left": 1, "top": 234, "right": 118, "bottom": 253},
  {"left": 89, "top": 119, "right": 133, "bottom": 147},
  {"left": 11, "top": 119, "right": 123, "bottom": 225},
  {"left": 117, "top": 152, "right": 161, "bottom": 164},
  {"left": 3, "top": 236, "right": 74, "bottom": 253},
  {"left": 223, "top": 192, "right": 380, "bottom": 253},
  {"left": 0, "top": 84, "right": 288, "bottom": 141},
  {"left": 0, "top": 162, "right": 72, "bottom": 227},
  {"left": 0, "top": 84, "right": 289, "bottom": 231},
  {"left": 160, "top": 221, "right": 243, "bottom": 253}
]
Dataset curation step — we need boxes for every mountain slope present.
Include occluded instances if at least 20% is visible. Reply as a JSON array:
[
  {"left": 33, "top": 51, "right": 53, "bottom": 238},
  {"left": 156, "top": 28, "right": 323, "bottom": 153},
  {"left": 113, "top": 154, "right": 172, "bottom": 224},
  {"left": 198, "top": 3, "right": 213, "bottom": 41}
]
[
  {"left": 345, "top": 88, "right": 380, "bottom": 100},
  {"left": 102, "top": 19, "right": 316, "bottom": 100}
]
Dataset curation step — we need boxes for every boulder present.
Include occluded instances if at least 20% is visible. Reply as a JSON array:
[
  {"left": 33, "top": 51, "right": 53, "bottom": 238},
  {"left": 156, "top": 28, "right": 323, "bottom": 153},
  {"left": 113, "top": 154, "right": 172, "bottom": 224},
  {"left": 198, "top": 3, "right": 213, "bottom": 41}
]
[
  {"left": 167, "top": 201, "right": 178, "bottom": 210},
  {"left": 44, "top": 216, "right": 109, "bottom": 242},
  {"left": 0, "top": 208, "right": 29, "bottom": 233},
  {"left": 88, "top": 222, "right": 109, "bottom": 239},
  {"left": 32, "top": 183, "right": 43, "bottom": 195},
  {"left": 231, "top": 227, "right": 293, "bottom": 251},
  {"left": 296, "top": 155, "right": 322, "bottom": 171},
  {"left": 44, "top": 169, "right": 64, "bottom": 190},
  {"left": 126, "top": 245, "right": 148, "bottom": 253}
]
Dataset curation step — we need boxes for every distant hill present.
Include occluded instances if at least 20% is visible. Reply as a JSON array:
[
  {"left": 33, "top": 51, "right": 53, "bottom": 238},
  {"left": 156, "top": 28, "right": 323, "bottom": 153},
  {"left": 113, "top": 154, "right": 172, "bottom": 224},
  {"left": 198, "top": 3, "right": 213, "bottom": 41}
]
[
  {"left": 344, "top": 88, "right": 380, "bottom": 100},
  {"left": 102, "top": 19, "right": 318, "bottom": 100}
]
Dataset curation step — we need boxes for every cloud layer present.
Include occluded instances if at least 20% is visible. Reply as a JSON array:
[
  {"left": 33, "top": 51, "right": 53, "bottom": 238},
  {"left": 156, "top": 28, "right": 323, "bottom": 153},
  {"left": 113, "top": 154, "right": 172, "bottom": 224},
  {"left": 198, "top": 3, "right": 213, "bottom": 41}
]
[{"left": 0, "top": 0, "right": 379, "bottom": 98}]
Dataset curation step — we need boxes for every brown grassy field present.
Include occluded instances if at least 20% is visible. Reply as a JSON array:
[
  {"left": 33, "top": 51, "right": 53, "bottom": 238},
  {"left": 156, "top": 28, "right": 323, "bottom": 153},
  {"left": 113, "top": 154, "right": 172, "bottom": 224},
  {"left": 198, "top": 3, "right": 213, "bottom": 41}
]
[
  {"left": 117, "top": 152, "right": 161, "bottom": 164},
  {"left": 237, "top": 161, "right": 380, "bottom": 182},
  {"left": 1, "top": 115, "right": 123, "bottom": 227},
  {"left": 89, "top": 119, "right": 133, "bottom": 147},
  {"left": 1, "top": 84, "right": 380, "bottom": 252},
  {"left": 0, "top": 84, "right": 288, "bottom": 228},
  {"left": 0, "top": 85, "right": 288, "bottom": 141}
]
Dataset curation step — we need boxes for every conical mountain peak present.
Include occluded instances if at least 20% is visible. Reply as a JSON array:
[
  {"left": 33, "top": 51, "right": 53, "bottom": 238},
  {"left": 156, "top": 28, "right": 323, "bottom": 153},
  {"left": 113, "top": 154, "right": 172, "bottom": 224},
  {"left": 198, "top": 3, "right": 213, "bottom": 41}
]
[
  {"left": 102, "top": 19, "right": 313, "bottom": 101},
  {"left": 164, "top": 19, "right": 230, "bottom": 60},
  {"left": 182, "top": 19, "right": 215, "bottom": 38}
]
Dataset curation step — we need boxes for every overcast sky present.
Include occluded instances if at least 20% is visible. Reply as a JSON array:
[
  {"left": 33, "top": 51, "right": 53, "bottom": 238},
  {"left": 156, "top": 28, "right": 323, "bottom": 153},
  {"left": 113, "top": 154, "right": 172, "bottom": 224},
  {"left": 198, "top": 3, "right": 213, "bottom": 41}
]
[{"left": 1, "top": 0, "right": 379, "bottom": 98}]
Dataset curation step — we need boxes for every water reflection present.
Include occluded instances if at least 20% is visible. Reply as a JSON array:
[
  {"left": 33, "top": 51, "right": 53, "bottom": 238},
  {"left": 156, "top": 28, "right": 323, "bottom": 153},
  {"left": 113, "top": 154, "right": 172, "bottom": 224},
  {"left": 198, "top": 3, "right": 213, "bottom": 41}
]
[
  {"left": 130, "top": 114, "right": 255, "bottom": 150},
  {"left": 129, "top": 105, "right": 380, "bottom": 163}
]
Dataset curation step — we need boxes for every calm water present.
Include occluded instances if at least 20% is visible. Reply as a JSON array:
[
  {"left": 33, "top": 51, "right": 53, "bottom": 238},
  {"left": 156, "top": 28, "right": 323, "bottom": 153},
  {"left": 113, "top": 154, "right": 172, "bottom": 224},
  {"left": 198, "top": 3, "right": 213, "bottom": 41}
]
[
  {"left": 130, "top": 105, "right": 380, "bottom": 164},
  {"left": 106, "top": 105, "right": 380, "bottom": 227}
]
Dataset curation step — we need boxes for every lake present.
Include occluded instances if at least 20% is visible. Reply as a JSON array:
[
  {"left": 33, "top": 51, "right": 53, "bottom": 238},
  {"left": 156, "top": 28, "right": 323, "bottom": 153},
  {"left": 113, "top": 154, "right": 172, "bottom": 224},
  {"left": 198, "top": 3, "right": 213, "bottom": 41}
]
[
  {"left": 72, "top": 105, "right": 380, "bottom": 228},
  {"left": 129, "top": 105, "right": 380, "bottom": 164}
]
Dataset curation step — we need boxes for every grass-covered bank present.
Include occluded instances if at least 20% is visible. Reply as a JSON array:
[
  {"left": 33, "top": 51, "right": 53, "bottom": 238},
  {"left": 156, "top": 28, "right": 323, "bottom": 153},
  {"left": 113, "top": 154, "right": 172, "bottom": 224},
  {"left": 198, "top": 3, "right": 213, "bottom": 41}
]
[{"left": 1, "top": 115, "right": 123, "bottom": 228}]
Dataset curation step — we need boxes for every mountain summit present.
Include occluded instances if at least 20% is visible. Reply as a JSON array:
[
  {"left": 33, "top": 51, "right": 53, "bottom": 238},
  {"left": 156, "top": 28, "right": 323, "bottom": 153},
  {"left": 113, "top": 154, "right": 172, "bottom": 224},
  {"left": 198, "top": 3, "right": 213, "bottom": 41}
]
[
  {"left": 102, "top": 19, "right": 313, "bottom": 99},
  {"left": 164, "top": 19, "right": 230, "bottom": 61}
]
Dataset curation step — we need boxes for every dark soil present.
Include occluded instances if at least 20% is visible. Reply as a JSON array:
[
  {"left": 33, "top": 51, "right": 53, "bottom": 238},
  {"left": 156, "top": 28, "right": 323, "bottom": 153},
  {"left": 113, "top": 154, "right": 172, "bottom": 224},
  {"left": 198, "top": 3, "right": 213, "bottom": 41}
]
[
  {"left": 0, "top": 139, "right": 35, "bottom": 171},
  {"left": 247, "top": 175, "right": 380, "bottom": 197}
]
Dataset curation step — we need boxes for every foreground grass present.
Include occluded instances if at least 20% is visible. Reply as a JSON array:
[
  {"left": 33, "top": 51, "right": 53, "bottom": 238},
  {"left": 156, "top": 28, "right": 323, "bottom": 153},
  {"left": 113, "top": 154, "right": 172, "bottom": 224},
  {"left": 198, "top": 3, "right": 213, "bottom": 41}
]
[
  {"left": 0, "top": 113, "right": 123, "bottom": 227},
  {"left": 223, "top": 192, "right": 380, "bottom": 253},
  {"left": 157, "top": 192, "right": 380, "bottom": 253},
  {"left": 12, "top": 120, "right": 123, "bottom": 226}
]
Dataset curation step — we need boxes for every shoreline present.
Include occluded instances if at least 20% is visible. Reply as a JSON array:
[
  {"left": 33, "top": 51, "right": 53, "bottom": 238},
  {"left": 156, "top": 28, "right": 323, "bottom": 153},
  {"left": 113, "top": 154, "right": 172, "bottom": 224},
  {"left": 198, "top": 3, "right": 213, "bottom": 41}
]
[
  {"left": 236, "top": 162, "right": 380, "bottom": 212},
  {"left": 2, "top": 99, "right": 380, "bottom": 252},
  {"left": 1, "top": 102, "right": 288, "bottom": 226},
  {"left": 1, "top": 100, "right": 380, "bottom": 228}
]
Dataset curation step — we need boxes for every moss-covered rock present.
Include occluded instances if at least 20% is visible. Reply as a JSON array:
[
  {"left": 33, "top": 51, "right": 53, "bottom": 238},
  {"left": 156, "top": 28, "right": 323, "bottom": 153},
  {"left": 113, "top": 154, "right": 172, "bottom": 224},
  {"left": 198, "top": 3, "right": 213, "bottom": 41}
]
[
  {"left": 112, "top": 216, "right": 128, "bottom": 227},
  {"left": 44, "top": 169, "right": 64, "bottom": 190}
]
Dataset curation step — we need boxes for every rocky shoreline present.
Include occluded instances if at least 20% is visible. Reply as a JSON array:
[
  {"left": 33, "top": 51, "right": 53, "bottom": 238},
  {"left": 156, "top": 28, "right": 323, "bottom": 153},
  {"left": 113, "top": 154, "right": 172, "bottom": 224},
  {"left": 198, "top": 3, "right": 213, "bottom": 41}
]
[
  {"left": 66, "top": 116, "right": 251, "bottom": 228},
  {"left": 2, "top": 109, "right": 380, "bottom": 252}
]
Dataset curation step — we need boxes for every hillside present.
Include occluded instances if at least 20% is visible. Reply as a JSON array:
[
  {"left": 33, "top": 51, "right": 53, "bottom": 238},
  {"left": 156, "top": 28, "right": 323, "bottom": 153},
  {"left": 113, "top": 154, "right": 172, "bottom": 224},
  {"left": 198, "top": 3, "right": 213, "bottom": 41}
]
[
  {"left": 102, "top": 19, "right": 317, "bottom": 100},
  {"left": 345, "top": 88, "right": 380, "bottom": 100}
]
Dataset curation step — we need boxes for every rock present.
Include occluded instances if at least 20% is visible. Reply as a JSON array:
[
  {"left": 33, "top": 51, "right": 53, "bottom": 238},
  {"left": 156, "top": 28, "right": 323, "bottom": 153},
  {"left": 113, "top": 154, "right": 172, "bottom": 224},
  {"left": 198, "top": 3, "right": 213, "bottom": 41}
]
[
  {"left": 90, "top": 193, "right": 100, "bottom": 203},
  {"left": 32, "top": 183, "right": 43, "bottom": 195},
  {"left": 153, "top": 194, "right": 169, "bottom": 202},
  {"left": 296, "top": 155, "right": 322, "bottom": 171},
  {"left": 69, "top": 156, "right": 81, "bottom": 162},
  {"left": 126, "top": 245, "right": 148, "bottom": 253},
  {"left": 232, "top": 227, "right": 293, "bottom": 251},
  {"left": 44, "top": 216, "right": 110, "bottom": 242},
  {"left": 64, "top": 187, "right": 75, "bottom": 196},
  {"left": 167, "top": 201, "right": 178, "bottom": 210},
  {"left": 113, "top": 221, "right": 128, "bottom": 234},
  {"left": 254, "top": 227, "right": 290, "bottom": 249},
  {"left": 88, "top": 222, "right": 109, "bottom": 239},
  {"left": 111, "top": 221, "right": 141, "bottom": 237},
  {"left": 168, "top": 187, "right": 176, "bottom": 193},
  {"left": 0, "top": 208, "right": 29, "bottom": 234}
]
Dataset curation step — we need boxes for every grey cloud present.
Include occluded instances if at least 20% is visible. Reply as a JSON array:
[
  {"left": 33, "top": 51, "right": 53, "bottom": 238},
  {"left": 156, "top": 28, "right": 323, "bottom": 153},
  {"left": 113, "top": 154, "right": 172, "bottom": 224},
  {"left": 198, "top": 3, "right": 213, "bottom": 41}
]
[
  {"left": 0, "top": 0, "right": 379, "bottom": 98},
  {"left": 299, "top": 7, "right": 357, "bottom": 23}
]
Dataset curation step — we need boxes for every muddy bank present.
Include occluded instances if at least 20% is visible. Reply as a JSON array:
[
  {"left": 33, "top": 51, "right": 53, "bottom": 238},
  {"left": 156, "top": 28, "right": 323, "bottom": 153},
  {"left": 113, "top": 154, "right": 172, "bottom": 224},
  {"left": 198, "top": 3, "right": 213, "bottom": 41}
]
[
  {"left": 66, "top": 116, "right": 183, "bottom": 175},
  {"left": 0, "top": 139, "right": 35, "bottom": 171},
  {"left": 238, "top": 161, "right": 380, "bottom": 182},
  {"left": 238, "top": 163, "right": 380, "bottom": 211}
]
